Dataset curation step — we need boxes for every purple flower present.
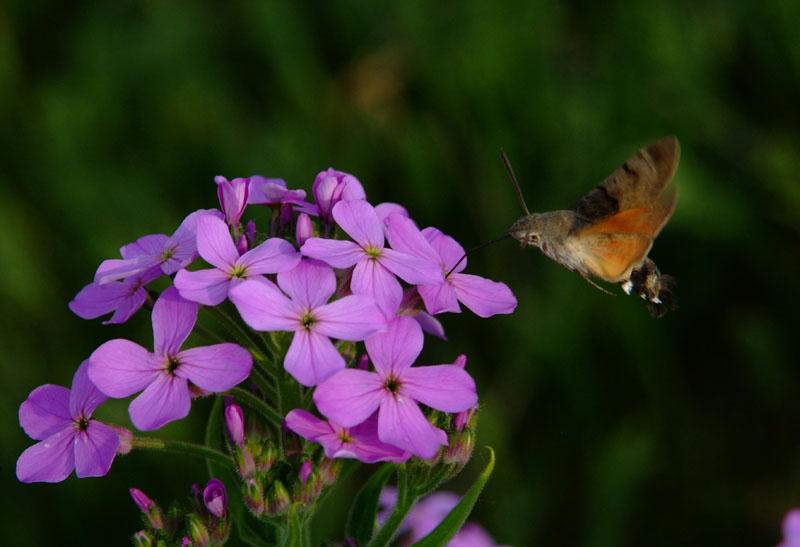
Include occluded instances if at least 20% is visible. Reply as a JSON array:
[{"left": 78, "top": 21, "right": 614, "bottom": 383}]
[
  {"left": 385, "top": 216, "right": 517, "bottom": 317},
  {"left": 780, "top": 509, "right": 800, "bottom": 547},
  {"left": 215, "top": 176, "right": 250, "bottom": 227},
  {"left": 301, "top": 200, "right": 444, "bottom": 317},
  {"left": 285, "top": 409, "right": 409, "bottom": 463},
  {"left": 88, "top": 287, "right": 253, "bottom": 431},
  {"left": 247, "top": 176, "right": 308, "bottom": 206},
  {"left": 94, "top": 209, "right": 222, "bottom": 285},
  {"left": 173, "top": 214, "right": 300, "bottom": 306},
  {"left": 229, "top": 259, "right": 386, "bottom": 386},
  {"left": 203, "top": 478, "right": 228, "bottom": 518},
  {"left": 16, "top": 360, "right": 120, "bottom": 483},
  {"left": 69, "top": 266, "right": 160, "bottom": 324},
  {"left": 311, "top": 168, "right": 366, "bottom": 223},
  {"left": 313, "top": 316, "right": 477, "bottom": 458}
]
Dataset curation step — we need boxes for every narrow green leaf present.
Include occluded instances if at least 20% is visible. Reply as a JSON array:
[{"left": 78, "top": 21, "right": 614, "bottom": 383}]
[
  {"left": 410, "top": 447, "right": 496, "bottom": 547},
  {"left": 346, "top": 463, "right": 395, "bottom": 545}
]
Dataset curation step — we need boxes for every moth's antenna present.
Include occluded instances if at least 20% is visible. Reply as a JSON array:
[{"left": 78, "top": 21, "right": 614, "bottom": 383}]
[
  {"left": 500, "top": 148, "right": 530, "bottom": 216},
  {"left": 446, "top": 233, "right": 511, "bottom": 278}
]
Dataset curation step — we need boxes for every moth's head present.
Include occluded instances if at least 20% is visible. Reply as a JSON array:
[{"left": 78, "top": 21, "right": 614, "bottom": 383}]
[{"left": 509, "top": 214, "right": 544, "bottom": 248}]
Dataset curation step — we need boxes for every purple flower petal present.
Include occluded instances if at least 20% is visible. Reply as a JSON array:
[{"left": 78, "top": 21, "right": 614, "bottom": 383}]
[
  {"left": 248, "top": 176, "right": 308, "bottom": 205},
  {"left": 300, "top": 238, "right": 363, "bottom": 269},
  {"left": 412, "top": 311, "right": 447, "bottom": 340},
  {"left": 332, "top": 200, "right": 384, "bottom": 248},
  {"left": 18, "top": 384, "right": 71, "bottom": 440},
  {"left": 375, "top": 203, "right": 410, "bottom": 225},
  {"left": 379, "top": 248, "right": 444, "bottom": 286},
  {"left": 417, "top": 281, "right": 461, "bottom": 315},
  {"left": 451, "top": 273, "right": 517, "bottom": 317},
  {"left": 174, "top": 268, "right": 232, "bottom": 306},
  {"left": 128, "top": 373, "right": 191, "bottom": 431},
  {"left": 348, "top": 413, "right": 411, "bottom": 463},
  {"left": 351, "top": 258, "right": 403, "bottom": 317},
  {"left": 121, "top": 234, "right": 170, "bottom": 259},
  {"left": 422, "top": 227, "right": 467, "bottom": 273},
  {"left": 401, "top": 365, "right": 477, "bottom": 412},
  {"left": 69, "top": 281, "right": 131, "bottom": 320},
  {"left": 229, "top": 278, "right": 299, "bottom": 332},
  {"left": 16, "top": 426, "right": 75, "bottom": 483},
  {"left": 313, "top": 369, "right": 385, "bottom": 426},
  {"left": 384, "top": 214, "right": 439, "bottom": 263},
  {"left": 285, "top": 409, "right": 333, "bottom": 440},
  {"left": 95, "top": 255, "right": 161, "bottom": 285},
  {"left": 152, "top": 287, "right": 198, "bottom": 356},
  {"left": 365, "top": 317, "right": 424, "bottom": 375},
  {"left": 175, "top": 344, "right": 252, "bottom": 392},
  {"left": 69, "top": 360, "right": 107, "bottom": 419},
  {"left": 89, "top": 339, "right": 159, "bottom": 398},
  {"left": 163, "top": 209, "right": 222, "bottom": 274},
  {"left": 276, "top": 260, "right": 336, "bottom": 309},
  {"left": 377, "top": 396, "right": 446, "bottom": 458},
  {"left": 196, "top": 214, "right": 240, "bottom": 270},
  {"left": 313, "top": 295, "right": 386, "bottom": 341},
  {"left": 73, "top": 420, "right": 119, "bottom": 478},
  {"left": 238, "top": 238, "right": 301, "bottom": 275},
  {"left": 284, "top": 329, "right": 345, "bottom": 386}
]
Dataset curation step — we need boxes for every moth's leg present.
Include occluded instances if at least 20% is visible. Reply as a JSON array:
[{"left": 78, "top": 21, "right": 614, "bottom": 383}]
[{"left": 577, "top": 271, "right": 615, "bottom": 296}]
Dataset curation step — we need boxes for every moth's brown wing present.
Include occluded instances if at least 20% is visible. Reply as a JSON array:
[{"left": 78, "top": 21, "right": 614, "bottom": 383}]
[
  {"left": 574, "top": 232, "right": 653, "bottom": 283},
  {"left": 578, "top": 183, "right": 678, "bottom": 240},
  {"left": 570, "top": 136, "right": 680, "bottom": 226}
]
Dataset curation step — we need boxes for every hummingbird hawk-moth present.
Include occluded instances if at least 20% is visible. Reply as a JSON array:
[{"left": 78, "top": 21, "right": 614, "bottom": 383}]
[{"left": 506, "top": 136, "right": 679, "bottom": 317}]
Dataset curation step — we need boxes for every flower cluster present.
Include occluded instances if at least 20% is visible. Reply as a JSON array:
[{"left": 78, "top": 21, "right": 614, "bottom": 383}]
[{"left": 16, "top": 168, "right": 516, "bottom": 544}]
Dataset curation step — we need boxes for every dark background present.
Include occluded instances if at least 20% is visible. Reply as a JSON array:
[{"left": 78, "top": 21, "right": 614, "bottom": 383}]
[{"left": 3, "top": 1, "right": 799, "bottom": 545}]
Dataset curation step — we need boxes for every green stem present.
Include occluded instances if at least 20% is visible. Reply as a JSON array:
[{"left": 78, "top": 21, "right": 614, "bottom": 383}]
[
  {"left": 368, "top": 465, "right": 417, "bottom": 547},
  {"left": 132, "top": 436, "right": 233, "bottom": 470},
  {"left": 229, "top": 386, "right": 283, "bottom": 426},
  {"left": 251, "top": 359, "right": 279, "bottom": 401}
]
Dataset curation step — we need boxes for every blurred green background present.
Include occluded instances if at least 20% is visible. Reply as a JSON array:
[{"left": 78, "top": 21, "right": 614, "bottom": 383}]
[{"left": 3, "top": 1, "right": 799, "bottom": 545}]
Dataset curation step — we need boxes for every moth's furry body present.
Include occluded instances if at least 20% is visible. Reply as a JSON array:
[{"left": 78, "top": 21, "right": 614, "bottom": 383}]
[{"left": 507, "top": 137, "right": 680, "bottom": 317}]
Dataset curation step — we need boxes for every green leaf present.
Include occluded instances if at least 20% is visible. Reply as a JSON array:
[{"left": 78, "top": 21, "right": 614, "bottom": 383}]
[
  {"left": 206, "top": 395, "right": 274, "bottom": 546},
  {"left": 410, "top": 447, "right": 496, "bottom": 547},
  {"left": 346, "top": 463, "right": 395, "bottom": 545}
]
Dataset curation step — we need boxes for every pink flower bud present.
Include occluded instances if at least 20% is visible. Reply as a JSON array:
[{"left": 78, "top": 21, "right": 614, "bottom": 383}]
[
  {"left": 312, "top": 168, "right": 366, "bottom": 223},
  {"left": 134, "top": 530, "right": 154, "bottom": 547},
  {"left": 203, "top": 478, "right": 227, "bottom": 518},
  {"left": 129, "top": 488, "right": 163, "bottom": 530},
  {"left": 110, "top": 425, "right": 134, "bottom": 454},
  {"left": 295, "top": 213, "right": 313, "bottom": 246},
  {"left": 268, "top": 480, "right": 291, "bottom": 515},
  {"left": 224, "top": 403, "right": 244, "bottom": 447},
  {"left": 215, "top": 176, "right": 250, "bottom": 227}
]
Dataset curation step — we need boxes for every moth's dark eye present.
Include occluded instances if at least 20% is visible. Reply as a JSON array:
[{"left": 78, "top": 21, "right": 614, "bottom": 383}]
[{"left": 530, "top": 234, "right": 540, "bottom": 243}]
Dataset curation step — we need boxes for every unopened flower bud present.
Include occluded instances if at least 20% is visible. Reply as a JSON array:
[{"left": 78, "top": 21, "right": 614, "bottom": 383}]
[
  {"left": 130, "top": 488, "right": 164, "bottom": 530},
  {"left": 454, "top": 405, "right": 477, "bottom": 434},
  {"left": 279, "top": 203, "right": 294, "bottom": 233},
  {"left": 295, "top": 213, "right": 313, "bottom": 246},
  {"left": 215, "top": 175, "right": 250, "bottom": 228},
  {"left": 244, "top": 477, "right": 264, "bottom": 517},
  {"left": 317, "top": 458, "right": 341, "bottom": 485},
  {"left": 299, "top": 461, "right": 312, "bottom": 488},
  {"left": 111, "top": 425, "right": 134, "bottom": 454},
  {"left": 444, "top": 428, "right": 475, "bottom": 468},
  {"left": 225, "top": 403, "right": 244, "bottom": 448},
  {"left": 355, "top": 354, "right": 370, "bottom": 371},
  {"left": 269, "top": 480, "right": 291, "bottom": 515},
  {"left": 133, "top": 530, "right": 154, "bottom": 547},
  {"left": 236, "top": 233, "right": 248, "bottom": 255},
  {"left": 203, "top": 479, "right": 227, "bottom": 518},
  {"left": 234, "top": 445, "right": 257, "bottom": 479},
  {"left": 245, "top": 219, "right": 257, "bottom": 247},
  {"left": 257, "top": 442, "right": 276, "bottom": 473},
  {"left": 180, "top": 537, "right": 193, "bottom": 547},
  {"left": 187, "top": 513, "right": 210, "bottom": 547}
]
